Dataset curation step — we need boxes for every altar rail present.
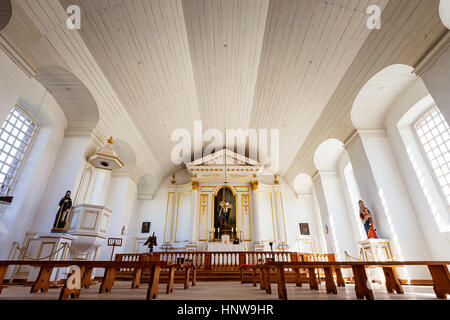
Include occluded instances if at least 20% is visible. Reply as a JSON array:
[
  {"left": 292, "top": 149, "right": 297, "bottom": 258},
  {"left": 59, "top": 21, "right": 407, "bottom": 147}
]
[{"left": 114, "top": 252, "right": 336, "bottom": 272}]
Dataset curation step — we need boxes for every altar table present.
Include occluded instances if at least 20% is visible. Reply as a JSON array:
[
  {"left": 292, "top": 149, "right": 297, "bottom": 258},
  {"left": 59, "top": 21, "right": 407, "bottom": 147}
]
[{"left": 205, "top": 243, "right": 248, "bottom": 252}]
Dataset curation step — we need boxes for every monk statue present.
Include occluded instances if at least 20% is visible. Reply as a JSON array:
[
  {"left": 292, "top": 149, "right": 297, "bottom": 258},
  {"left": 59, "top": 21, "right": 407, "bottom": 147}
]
[
  {"left": 358, "top": 200, "right": 378, "bottom": 239},
  {"left": 52, "top": 191, "right": 72, "bottom": 232}
]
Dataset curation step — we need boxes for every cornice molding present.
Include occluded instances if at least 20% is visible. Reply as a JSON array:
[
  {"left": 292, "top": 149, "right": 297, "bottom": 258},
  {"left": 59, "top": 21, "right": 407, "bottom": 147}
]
[
  {"left": 317, "top": 171, "right": 338, "bottom": 178},
  {"left": 64, "top": 128, "right": 95, "bottom": 138},
  {"left": 0, "top": 33, "right": 37, "bottom": 78},
  {"left": 414, "top": 31, "right": 450, "bottom": 77},
  {"left": 312, "top": 171, "right": 320, "bottom": 182},
  {"left": 357, "top": 129, "right": 387, "bottom": 138},
  {"left": 344, "top": 130, "right": 360, "bottom": 150},
  {"left": 137, "top": 194, "right": 153, "bottom": 200}
]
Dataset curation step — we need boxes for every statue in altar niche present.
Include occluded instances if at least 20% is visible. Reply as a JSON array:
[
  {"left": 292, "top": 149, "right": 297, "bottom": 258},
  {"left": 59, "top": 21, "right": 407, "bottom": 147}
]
[
  {"left": 51, "top": 191, "right": 73, "bottom": 232},
  {"left": 358, "top": 200, "right": 378, "bottom": 239},
  {"left": 213, "top": 186, "right": 237, "bottom": 239}
]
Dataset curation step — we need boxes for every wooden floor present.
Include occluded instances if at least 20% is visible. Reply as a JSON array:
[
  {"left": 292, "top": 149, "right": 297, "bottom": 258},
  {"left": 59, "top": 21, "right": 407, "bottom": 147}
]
[{"left": 0, "top": 281, "right": 446, "bottom": 300}]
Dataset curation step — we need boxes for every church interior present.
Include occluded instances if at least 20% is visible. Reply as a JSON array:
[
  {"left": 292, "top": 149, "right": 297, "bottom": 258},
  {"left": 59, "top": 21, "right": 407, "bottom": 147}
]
[{"left": 0, "top": 0, "right": 449, "bottom": 302}]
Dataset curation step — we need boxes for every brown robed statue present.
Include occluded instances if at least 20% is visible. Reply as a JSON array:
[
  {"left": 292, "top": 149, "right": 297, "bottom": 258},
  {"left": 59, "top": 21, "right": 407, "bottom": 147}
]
[
  {"left": 144, "top": 232, "right": 157, "bottom": 252},
  {"left": 51, "top": 191, "right": 72, "bottom": 233}
]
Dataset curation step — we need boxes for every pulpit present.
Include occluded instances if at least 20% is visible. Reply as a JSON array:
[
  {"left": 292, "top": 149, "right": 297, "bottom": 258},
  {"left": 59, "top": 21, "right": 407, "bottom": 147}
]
[{"left": 68, "top": 204, "right": 111, "bottom": 260}]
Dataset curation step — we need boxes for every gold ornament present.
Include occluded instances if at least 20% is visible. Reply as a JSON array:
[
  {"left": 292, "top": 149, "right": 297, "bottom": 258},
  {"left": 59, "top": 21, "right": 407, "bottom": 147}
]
[
  {"left": 250, "top": 180, "right": 259, "bottom": 191},
  {"left": 192, "top": 181, "right": 200, "bottom": 190},
  {"left": 274, "top": 174, "right": 280, "bottom": 184}
]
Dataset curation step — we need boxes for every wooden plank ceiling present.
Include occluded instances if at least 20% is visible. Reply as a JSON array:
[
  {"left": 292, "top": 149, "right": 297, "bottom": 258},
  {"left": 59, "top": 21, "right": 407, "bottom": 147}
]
[{"left": 1, "top": 0, "right": 447, "bottom": 187}]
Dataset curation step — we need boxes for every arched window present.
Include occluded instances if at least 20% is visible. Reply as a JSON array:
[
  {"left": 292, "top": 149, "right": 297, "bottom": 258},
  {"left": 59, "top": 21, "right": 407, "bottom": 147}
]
[
  {"left": 414, "top": 106, "right": 450, "bottom": 207},
  {"left": 0, "top": 106, "right": 39, "bottom": 196}
]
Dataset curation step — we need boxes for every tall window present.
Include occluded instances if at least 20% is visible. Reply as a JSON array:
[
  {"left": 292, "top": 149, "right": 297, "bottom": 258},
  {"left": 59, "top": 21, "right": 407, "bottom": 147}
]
[
  {"left": 0, "top": 106, "right": 38, "bottom": 196},
  {"left": 414, "top": 106, "right": 450, "bottom": 207}
]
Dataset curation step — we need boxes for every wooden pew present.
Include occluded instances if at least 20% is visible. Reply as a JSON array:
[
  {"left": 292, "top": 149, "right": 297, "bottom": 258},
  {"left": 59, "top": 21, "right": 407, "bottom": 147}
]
[
  {"left": 239, "top": 264, "right": 255, "bottom": 284},
  {"left": 263, "top": 261, "right": 450, "bottom": 300},
  {"left": 0, "top": 260, "right": 167, "bottom": 300}
]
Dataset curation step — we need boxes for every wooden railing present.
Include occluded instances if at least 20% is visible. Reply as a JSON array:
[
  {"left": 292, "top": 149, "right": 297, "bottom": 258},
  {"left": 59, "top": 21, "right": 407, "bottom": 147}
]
[{"left": 115, "top": 252, "right": 334, "bottom": 272}]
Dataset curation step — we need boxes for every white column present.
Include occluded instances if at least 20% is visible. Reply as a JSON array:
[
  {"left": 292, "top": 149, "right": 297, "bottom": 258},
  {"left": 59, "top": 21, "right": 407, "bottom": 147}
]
[
  {"left": 312, "top": 172, "right": 359, "bottom": 260},
  {"left": 85, "top": 168, "right": 112, "bottom": 206},
  {"left": 251, "top": 181, "right": 264, "bottom": 250},
  {"left": 345, "top": 130, "right": 431, "bottom": 279},
  {"left": 98, "top": 174, "right": 137, "bottom": 260},
  {"left": 188, "top": 184, "right": 199, "bottom": 247},
  {"left": 273, "top": 185, "right": 288, "bottom": 245},
  {"left": 29, "top": 136, "right": 91, "bottom": 233}
]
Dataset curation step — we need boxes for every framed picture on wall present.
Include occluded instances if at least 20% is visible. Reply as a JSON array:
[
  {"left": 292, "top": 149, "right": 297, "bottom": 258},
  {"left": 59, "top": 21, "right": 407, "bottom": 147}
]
[
  {"left": 141, "top": 222, "right": 151, "bottom": 233},
  {"left": 299, "top": 223, "right": 310, "bottom": 236}
]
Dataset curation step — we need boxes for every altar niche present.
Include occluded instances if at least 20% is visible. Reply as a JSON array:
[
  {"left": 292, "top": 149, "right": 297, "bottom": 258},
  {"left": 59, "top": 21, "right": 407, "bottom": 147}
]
[{"left": 213, "top": 186, "right": 237, "bottom": 241}]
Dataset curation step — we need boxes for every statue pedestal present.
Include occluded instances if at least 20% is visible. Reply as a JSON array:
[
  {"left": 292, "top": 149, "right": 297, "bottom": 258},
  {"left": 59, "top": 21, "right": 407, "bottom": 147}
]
[
  {"left": 358, "top": 238, "right": 393, "bottom": 283},
  {"left": 359, "top": 238, "right": 393, "bottom": 261},
  {"left": 27, "top": 233, "right": 76, "bottom": 283}
]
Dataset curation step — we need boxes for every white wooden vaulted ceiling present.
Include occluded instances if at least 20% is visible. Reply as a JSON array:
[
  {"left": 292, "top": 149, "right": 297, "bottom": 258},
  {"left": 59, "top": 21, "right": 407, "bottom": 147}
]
[{"left": 1, "top": 0, "right": 447, "bottom": 190}]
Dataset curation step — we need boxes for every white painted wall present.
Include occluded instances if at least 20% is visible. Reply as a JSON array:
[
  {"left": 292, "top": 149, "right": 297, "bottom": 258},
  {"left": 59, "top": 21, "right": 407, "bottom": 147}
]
[
  {"left": 128, "top": 171, "right": 325, "bottom": 253},
  {"left": 278, "top": 176, "right": 325, "bottom": 253},
  {"left": 29, "top": 136, "right": 91, "bottom": 233},
  {"left": 385, "top": 79, "right": 450, "bottom": 260},
  {"left": 98, "top": 175, "right": 138, "bottom": 260},
  {"left": 128, "top": 173, "right": 174, "bottom": 253},
  {"left": 337, "top": 153, "right": 366, "bottom": 243},
  {"left": 312, "top": 176, "right": 337, "bottom": 254},
  {"left": 315, "top": 172, "right": 359, "bottom": 260},
  {"left": 0, "top": 49, "right": 69, "bottom": 259},
  {"left": 346, "top": 132, "right": 431, "bottom": 279}
]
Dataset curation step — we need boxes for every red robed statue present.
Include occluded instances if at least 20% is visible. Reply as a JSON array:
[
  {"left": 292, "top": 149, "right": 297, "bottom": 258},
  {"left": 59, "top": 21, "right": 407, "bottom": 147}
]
[{"left": 358, "top": 200, "right": 378, "bottom": 239}]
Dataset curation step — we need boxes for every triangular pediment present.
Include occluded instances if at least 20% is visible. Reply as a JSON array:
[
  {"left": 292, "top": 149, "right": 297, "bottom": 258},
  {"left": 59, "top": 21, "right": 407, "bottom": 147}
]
[
  {"left": 186, "top": 149, "right": 263, "bottom": 182},
  {"left": 188, "top": 149, "right": 261, "bottom": 167}
]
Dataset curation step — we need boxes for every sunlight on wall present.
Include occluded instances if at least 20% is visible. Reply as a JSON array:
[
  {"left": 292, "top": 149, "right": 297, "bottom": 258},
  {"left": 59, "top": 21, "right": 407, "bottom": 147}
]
[
  {"left": 378, "top": 188, "right": 411, "bottom": 282},
  {"left": 406, "top": 146, "right": 445, "bottom": 232},
  {"left": 328, "top": 214, "right": 342, "bottom": 260},
  {"left": 343, "top": 164, "right": 367, "bottom": 241}
]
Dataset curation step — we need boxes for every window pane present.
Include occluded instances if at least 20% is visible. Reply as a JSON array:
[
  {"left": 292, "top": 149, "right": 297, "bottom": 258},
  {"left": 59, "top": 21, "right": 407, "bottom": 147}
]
[
  {"left": 414, "top": 106, "right": 450, "bottom": 207},
  {"left": 0, "top": 106, "right": 38, "bottom": 195}
]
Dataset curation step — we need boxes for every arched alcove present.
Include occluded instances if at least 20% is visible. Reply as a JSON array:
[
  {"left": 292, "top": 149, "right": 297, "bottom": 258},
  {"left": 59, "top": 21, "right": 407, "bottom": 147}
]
[
  {"left": 351, "top": 64, "right": 417, "bottom": 130},
  {"left": 137, "top": 174, "right": 159, "bottom": 199},
  {"left": 0, "top": 0, "right": 12, "bottom": 31},
  {"left": 113, "top": 139, "right": 137, "bottom": 173},
  {"left": 293, "top": 173, "right": 313, "bottom": 195},
  {"left": 440, "top": 0, "right": 450, "bottom": 29},
  {"left": 313, "top": 139, "right": 345, "bottom": 172},
  {"left": 35, "top": 66, "right": 99, "bottom": 136}
]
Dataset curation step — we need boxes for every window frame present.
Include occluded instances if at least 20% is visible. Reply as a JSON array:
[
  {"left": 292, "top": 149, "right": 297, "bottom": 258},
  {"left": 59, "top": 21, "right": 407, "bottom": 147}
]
[
  {"left": 0, "top": 104, "right": 40, "bottom": 196},
  {"left": 412, "top": 105, "right": 450, "bottom": 210}
]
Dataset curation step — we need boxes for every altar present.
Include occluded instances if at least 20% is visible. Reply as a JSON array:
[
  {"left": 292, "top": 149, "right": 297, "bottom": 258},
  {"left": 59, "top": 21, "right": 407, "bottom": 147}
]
[{"left": 205, "top": 242, "right": 248, "bottom": 252}]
